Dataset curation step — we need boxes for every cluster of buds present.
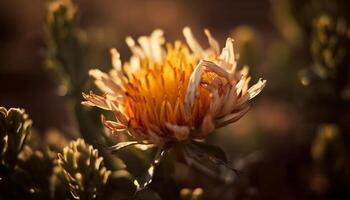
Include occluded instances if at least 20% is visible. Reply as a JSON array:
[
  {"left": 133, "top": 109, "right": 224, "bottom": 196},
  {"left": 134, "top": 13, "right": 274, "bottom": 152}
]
[
  {"left": 0, "top": 107, "right": 32, "bottom": 171},
  {"left": 57, "top": 139, "right": 111, "bottom": 199}
]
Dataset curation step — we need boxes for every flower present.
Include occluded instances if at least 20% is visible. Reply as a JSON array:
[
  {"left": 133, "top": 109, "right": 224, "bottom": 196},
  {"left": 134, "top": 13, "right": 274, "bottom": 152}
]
[{"left": 82, "top": 27, "right": 266, "bottom": 144}]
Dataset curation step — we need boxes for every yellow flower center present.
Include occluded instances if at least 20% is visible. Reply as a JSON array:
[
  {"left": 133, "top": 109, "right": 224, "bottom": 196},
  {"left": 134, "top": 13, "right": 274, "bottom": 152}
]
[{"left": 122, "top": 42, "right": 210, "bottom": 139}]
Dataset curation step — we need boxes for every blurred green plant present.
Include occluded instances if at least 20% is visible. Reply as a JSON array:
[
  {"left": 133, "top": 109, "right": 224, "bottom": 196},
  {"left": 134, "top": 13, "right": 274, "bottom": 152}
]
[
  {"left": 310, "top": 124, "right": 350, "bottom": 197},
  {"left": 57, "top": 139, "right": 111, "bottom": 199},
  {"left": 0, "top": 107, "right": 67, "bottom": 200},
  {"left": 45, "top": 0, "right": 87, "bottom": 96},
  {"left": 311, "top": 16, "right": 349, "bottom": 75},
  {"left": 15, "top": 129, "right": 71, "bottom": 200},
  {"left": 271, "top": 0, "right": 304, "bottom": 46},
  {"left": 270, "top": 0, "right": 350, "bottom": 113},
  {"left": 311, "top": 124, "right": 346, "bottom": 170},
  {"left": 0, "top": 107, "right": 32, "bottom": 173},
  {"left": 45, "top": 0, "right": 108, "bottom": 146},
  {"left": 271, "top": 0, "right": 350, "bottom": 44},
  {"left": 300, "top": 15, "right": 350, "bottom": 86},
  {"left": 14, "top": 144, "right": 62, "bottom": 199}
]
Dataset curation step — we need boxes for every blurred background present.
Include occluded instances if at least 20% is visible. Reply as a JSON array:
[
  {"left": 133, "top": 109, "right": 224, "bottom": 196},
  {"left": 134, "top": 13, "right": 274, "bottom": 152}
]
[{"left": 0, "top": 0, "right": 349, "bottom": 199}]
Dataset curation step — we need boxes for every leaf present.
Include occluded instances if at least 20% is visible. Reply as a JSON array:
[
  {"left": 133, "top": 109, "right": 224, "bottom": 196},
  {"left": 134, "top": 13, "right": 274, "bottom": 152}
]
[
  {"left": 133, "top": 143, "right": 172, "bottom": 193},
  {"left": 189, "top": 140, "right": 229, "bottom": 162},
  {"left": 184, "top": 140, "right": 239, "bottom": 178}
]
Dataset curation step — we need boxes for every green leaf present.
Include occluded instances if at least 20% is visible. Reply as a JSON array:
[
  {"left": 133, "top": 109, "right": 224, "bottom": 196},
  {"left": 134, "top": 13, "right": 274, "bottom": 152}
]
[
  {"left": 184, "top": 140, "right": 239, "bottom": 179},
  {"left": 189, "top": 140, "right": 229, "bottom": 163}
]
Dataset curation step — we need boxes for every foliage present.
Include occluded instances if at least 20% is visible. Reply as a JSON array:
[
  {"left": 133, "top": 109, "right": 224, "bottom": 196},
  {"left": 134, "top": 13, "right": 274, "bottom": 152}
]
[{"left": 45, "top": 0, "right": 87, "bottom": 96}]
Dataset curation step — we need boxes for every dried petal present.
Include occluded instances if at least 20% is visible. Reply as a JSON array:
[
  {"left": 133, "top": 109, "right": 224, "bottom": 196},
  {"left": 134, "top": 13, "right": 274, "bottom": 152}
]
[
  {"left": 247, "top": 78, "right": 267, "bottom": 99},
  {"left": 204, "top": 29, "right": 220, "bottom": 56},
  {"left": 183, "top": 27, "right": 205, "bottom": 58},
  {"left": 165, "top": 122, "right": 190, "bottom": 141}
]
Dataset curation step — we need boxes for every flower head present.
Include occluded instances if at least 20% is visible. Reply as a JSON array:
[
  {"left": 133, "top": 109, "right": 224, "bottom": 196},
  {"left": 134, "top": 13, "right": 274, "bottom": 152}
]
[{"left": 83, "top": 27, "right": 266, "bottom": 144}]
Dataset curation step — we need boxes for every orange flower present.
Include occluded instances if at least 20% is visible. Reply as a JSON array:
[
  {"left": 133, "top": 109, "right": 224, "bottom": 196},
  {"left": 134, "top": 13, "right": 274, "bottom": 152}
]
[{"left": 82, "top": 27, "right": 266, "bottom": 144}]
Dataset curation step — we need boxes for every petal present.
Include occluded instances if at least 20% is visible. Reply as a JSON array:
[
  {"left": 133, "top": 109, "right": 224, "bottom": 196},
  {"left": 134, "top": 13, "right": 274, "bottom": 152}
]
[
  {"left": 203, "top": 60, "right": 231, "bottom": 80},
  {"left": 125, "top": 36, "right": 145, "bottom": 58},
  {"left": 235, "top": 78, "right": 266, "bottom": 106},
  {"left": 110, "top": 48, "right": 122, "bottom": 71},
  {"left": 247, "top": 78, "right": 267, "bottom": 99},
  {"left": 82, "top": 92, "right": 110, "bottom": 110},
  {"left": 89, "top": 69, "right": 115, "bottom": 93},
  {"left": 138, "top": 36, "right": 151, "bottom": 58},
  {"left": 124, "top": 56, "right": 141, "bottom": 74},
  {"left": 149, "top": 29, "right": 165, "bottom": 64},
  {"left": 89, "top": 69, "right": 108, "bottom": 80},
  {"left": 165, "top": 122, "right": 190, "bottom": 141},
  {"left": 240, "top": 65, "right": 249, "bottom": 76},
  {"left": 209, "top": 90, "right": 222, "bottom": 116},
  {"left": 235, "top": 76, "right": 245, "bottom": 95},
  {"left": 109, "top": 101, "right": 128, "bottom": 122},
  {"left": 101, "top": 76, "right": 124, "bottom": 94},
  {"left": 242, "top": 77, "right": 252, "bottom": 95},
  {"left": 101, "top": 115, "right": 127, "bottom": 131},
  {"left": 183, "top": 27, "right": 205, "bottom": 58},
  {"left": 184, "top": 60, "right": 205, "bottom": 114},
  {"left": 204, "top": 29, "right": 220, "bottom": 56},
  {"left": 220, "top": 85, "right": 238, "bottom": 116},
  {"left": 215, "top": 104, "right": 250, "bottom": 128},
  {"left": 199, "top": 114, "right": 215, "bottom": 138},
  {"left": 147, "top": 129, "right": 164, "bottom": 144},
  {"left": 218, "top": 38, "right": 237, "bottom": 73},
  {"left": 235, "top": 75, "right": 251, "bottom": 96},
  {"left": 137, "top": 29, "right": 165, "bottom": 64}
]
